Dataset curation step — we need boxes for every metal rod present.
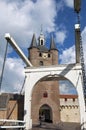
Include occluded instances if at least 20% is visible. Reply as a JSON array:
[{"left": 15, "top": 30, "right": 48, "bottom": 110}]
[
  {"left": 0, "top": 41, "right": 8, "bottom": 92},
  {"left": 20, "top": 75, "right": 27, "bottom": 94}
]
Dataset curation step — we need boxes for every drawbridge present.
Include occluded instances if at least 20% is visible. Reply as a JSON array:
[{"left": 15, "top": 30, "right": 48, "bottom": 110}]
[{"left": 0, "top": 0, "right": 86, "bottom": 130}]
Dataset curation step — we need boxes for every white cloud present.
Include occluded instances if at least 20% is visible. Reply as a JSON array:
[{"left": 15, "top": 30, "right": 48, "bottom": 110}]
[
  {"left": 59, "top": 45, "right": 75, "bottom": 64},
  {"left": 55, "top": 30, "right": 67, "bottom": 44},
  {"left": 0, "top": 0, "right": 60, "bottom": 93},
  {"left": 1, "top": 57, "right": 25, "bottom": 93},
  {"left": 59, "top": 80, "right": 77, "bottom": 94},
  {"left": 0, "top": 0, "right": 84, "bottom": 94},
  {"left": 58, "top": 26, "right": 86, "bottom": 66},
  {"left": 0, "top": 0, "right": 57, "bottom": 48},
  {"left": 64, "top": 0, "right": 73, "bottom": 8}
]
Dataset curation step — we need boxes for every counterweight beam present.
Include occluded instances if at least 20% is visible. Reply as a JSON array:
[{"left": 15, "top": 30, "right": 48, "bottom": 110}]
[{"left": 5, "top": 33, "right": 33, "bottom": 67}]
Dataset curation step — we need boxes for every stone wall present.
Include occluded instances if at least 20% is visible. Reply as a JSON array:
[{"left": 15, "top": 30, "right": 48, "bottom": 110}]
[{"left": 60, "top": 95, "right": 80, "bottom": 123}]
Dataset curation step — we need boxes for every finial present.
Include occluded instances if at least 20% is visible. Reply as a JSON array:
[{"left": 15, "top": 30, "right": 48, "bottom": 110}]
[{"left": 40, "top": 24, "right": 43, "bottom": 34}]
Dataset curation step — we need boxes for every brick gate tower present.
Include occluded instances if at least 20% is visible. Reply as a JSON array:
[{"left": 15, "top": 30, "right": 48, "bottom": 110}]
[{"left": 28, "top": 31, "right": 60, "bottom": 125}]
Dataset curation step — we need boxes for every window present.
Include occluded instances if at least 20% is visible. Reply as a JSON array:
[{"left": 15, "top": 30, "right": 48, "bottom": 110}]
[
  {"left": 39, "top": 61, "right": 43, "bottom": 66},
  {"left": 48, "top": 54, "right": 50, "bottom": 58},
  {"left": 73, "top": 98, "right": 75, "bottom": 102},
  {"left": 39, "top": 53, "right": 42, "bottom": 57},
  {"left": 40, "top": 39, "right": 43, "bottom": 45},
  {"left": 43, "top": 92, "right": 48, "bottom": 98},
  {"left": 65, "top": 98, "right": 67, "bottom": 101}
]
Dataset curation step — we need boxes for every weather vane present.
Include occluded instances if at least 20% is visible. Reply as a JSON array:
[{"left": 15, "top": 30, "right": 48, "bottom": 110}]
[{"left": 40, "top": 24, "right": 43, "bottom": 34}]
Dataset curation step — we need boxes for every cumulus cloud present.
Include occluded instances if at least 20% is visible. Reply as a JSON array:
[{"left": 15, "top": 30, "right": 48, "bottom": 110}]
[
  {"left": 0, "top": 0, "right": 57, "bottom": 48},
  {"left": 55, "top": 29, "right": 67, "bottom": 44},
  {"left": 58, "top": 26, "right": 86, "bottom": 66},
  {"left": 1, "top": 57, "right": 25, "bottom": 93},
  {"left": 0, "top": 0, "right": 58, "bottom": 93},
  {"left": 59, "top": 45, "right": 75, "bottom": 64},
  {"left": 63, "top": 0, "right": 73, "bottom": 8},
  {"left": 0, "top": 0, "right": 85, "bottom": 94},
  {"left": 59, "top": 80, "right": 77, "bottom": 94}
]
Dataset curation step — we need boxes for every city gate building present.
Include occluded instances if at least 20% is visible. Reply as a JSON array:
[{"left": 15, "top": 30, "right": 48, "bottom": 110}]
[{"left": 28, "top": 32, "right": 60, "bottom": 124}]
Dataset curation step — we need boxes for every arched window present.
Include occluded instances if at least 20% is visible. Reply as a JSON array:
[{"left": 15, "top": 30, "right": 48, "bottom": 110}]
[
  {"left": 39, "top": 61, "right": 43, "bottom": 66},
  {"left": 39, "top": 104, "right": 52, "bottom": 123},
  {"left": 48, "top": 54, "right": 50, "bottom": 58},
  {"left": 40, "top": 39, "right": 43, "bottom": 45},
  {"left": 39, "top": 52, "right": 42, "bottom": 57},
  {"left": 43, "top": 92, "right": 48, "bottom": 98}
]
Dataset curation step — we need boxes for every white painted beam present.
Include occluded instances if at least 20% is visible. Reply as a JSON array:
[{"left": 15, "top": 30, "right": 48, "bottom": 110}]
[
  {"left": 0, "top": 126, "right": 25, "bottom": 129},
  {"left": 5, "top": 33, "right": 33, "bottom": 67},
  {"left": 0, "top": 119, "right": 25, "bottom": 123}
]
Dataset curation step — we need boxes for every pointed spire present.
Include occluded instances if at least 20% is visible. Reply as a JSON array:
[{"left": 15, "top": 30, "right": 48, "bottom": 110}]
[
  {"left": 50, "top": 35, "right": 57, "bottom": 50},
  {"left": 30, "top": 33, "right": 37, "bottom": 48},
  {"left": 38, "top": 25, "right": 45, "bottom": 46}
]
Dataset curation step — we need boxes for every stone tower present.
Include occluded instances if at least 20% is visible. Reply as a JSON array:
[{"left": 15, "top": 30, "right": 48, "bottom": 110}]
[{"left": 28, "top": 31, "right": 60, "bottom": 125}]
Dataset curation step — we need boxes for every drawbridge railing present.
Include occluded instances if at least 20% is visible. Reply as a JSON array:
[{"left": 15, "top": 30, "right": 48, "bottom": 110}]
[{"left": 0, "top": 119, "right": 25, "bottom": 129}]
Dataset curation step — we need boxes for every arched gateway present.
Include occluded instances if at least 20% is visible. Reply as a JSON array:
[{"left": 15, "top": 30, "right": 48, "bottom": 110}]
[
  {"left": 24, "top": 63, "right": 86, "bottom": 130},
  {"left": 5, "top": 31, "right": 86, "bottom": 130},
  {"left": 4, "top": 1, "right": 85, "bottom": 129},
  {"left": 39, "top": 104, "right": 52, "bottom": 123},
  {"left": 23, "top": 25, "right": 86, "bottom": 130},
  {"left": 4, "top": 22, "right": 86, "bottom": 130}
]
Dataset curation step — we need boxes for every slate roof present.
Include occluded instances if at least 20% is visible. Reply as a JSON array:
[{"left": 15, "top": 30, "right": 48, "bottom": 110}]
[
  {"left": 29, "top": 33, "right": 37, "bottom": 49},
  {"left": 37, "top": 45, "right": 48, "bottom": 52},
  {"left": 50, "top": 35, "right": 57, "bottom": 50},
  {"left": 28, "top": 33, "right": 58, "bottom": 52}
]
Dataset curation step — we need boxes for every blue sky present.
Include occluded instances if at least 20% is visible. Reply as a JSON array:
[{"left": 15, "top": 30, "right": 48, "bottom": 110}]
[{"left": 0, "top": 0, "right": 86, "bottom": 94}]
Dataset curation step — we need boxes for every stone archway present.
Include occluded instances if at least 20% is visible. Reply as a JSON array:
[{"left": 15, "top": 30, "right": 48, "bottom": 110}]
[
  {"left": 39, "top": 104, "right": 52, "bottom": 123},
  {"left": 31, "top": 75, "right": 60, "bottom": 125},
  {"left": 24, "top": 64, "right": 86, "bottom": 130}
]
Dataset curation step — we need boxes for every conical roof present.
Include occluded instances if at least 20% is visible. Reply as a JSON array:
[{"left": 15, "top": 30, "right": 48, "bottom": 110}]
[
  {"left": 50, "top": 35, "right": 57, "bottom": 50},
  {"left": 29, "top": 33, "right": 37, "bottom": 48}
]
